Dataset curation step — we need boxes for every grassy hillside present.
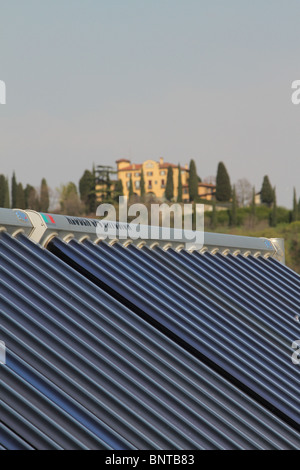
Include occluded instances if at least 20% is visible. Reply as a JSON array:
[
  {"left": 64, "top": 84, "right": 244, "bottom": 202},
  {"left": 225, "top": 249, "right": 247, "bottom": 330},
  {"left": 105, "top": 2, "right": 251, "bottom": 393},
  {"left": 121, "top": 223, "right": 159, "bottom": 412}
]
[{"left": 205, "top": 221, "right": 300, "bottom": 274}]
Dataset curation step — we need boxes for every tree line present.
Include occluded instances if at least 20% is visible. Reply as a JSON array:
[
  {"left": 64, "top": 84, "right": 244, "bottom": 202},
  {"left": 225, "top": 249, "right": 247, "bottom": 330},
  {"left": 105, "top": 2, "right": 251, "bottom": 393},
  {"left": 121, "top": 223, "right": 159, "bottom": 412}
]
[
  {"left": 1, "top": 163, "right": 299, "bottom": 230},
  {"left": 0, "top": 172, "right": 50, "bottom": 211},
  {"left": 0, "top": 169, "right": 97, "bottom": 216}
]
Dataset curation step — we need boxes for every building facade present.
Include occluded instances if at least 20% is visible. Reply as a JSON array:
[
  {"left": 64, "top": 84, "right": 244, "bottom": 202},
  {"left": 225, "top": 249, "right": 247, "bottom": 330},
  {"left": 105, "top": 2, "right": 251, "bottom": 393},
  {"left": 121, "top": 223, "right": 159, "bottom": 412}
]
[
  {"left": 96, "top": 157, "right": 216, "bottom": 202},
  {"left": 116, "top": 157, "right": 189, "bottom": 200},
  {"left": 182, "top": 182, "right": 215, "bottom": 202}
]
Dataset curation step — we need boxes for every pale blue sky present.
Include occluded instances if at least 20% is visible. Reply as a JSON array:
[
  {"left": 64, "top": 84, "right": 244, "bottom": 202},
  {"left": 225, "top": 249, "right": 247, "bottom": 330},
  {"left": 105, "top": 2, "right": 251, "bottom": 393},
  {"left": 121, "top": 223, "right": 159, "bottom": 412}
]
[{"left": 1, "top": 0, "right": 300, "bottom": 208}]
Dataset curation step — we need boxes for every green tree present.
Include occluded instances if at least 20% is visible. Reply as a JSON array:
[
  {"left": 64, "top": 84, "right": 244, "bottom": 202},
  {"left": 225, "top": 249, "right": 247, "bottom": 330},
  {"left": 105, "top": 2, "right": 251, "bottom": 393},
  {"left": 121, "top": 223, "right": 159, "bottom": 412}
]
[
  {"left": 96, "top": 165, "right": 117, "bottom": 203},
  {"left": 260, "top": 175, "right": 273, "bottom": 206},
  {"left": 230, "top": 185, "right": 237, "bottom": 226},
  {"left": 165, "top": 166, "right": 174, "bottom": 201},
  {"left": 188, "top": 159, "right": 198, "bottom": 202},
  {"left": 129, "top": 175, "right": 134, "bottom": 198},
  {"left": 40, "top": 178, "right": 49, "bottom": 212},
  {"left": 216, "top": 162, "right": 231, "bottom": 201},
  {"left": 177, "top": 164, "right": 182, "bottom": 202},
  {"left": 60, "top": 182, "right": 83, "bottom": 215},
  {"left": 292, "top": 187, "right": 298, "bottom": 222},
  {"left": 15, "top": 182, "right": 25, "bottom": 209},
  {"left": 140, "top": 169, "right": 145, "bottom": 197},
  {"left": 11, "top": 171, "right": 17, "bottom": 208}
]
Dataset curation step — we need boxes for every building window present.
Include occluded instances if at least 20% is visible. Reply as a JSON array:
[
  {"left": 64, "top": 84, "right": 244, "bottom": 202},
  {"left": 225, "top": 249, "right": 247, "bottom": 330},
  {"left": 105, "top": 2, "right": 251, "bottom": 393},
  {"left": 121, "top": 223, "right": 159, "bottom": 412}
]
[
  {"left": 148, "top": 180, "right": 152, "bottom": 189},
  {"left": 161, "top": 179, "right": 165, "bottom": 188},
  {"left": 135, "top": 181, "right": 140, "bottom": 189},
  {"left": 126, "top": 173, "right": 131, "bottom": 178},
  {"left": 127, "top": 181, "right": 130, "bottom": 188},
  {"left": 160, "top": 171, "right": 166, "bottom": 176},
  {"left": 135, "top": 172, "right": 140, "bottom": 177},
  {"left": 147, "top": 171, "right": 153, "bottom": 176},
  {"left": 184, "top": 188, "right": 188, "bottom": 194}
]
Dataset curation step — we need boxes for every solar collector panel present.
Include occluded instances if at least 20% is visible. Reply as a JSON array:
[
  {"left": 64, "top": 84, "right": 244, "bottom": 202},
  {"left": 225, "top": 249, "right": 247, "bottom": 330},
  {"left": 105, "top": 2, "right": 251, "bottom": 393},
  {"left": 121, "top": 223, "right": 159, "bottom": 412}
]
[
  {"left": 46, "top": 237, "right": 300, "bottom": 431},
  {"left": 1, "top": 232, "right": 299, "bottom": 449}
]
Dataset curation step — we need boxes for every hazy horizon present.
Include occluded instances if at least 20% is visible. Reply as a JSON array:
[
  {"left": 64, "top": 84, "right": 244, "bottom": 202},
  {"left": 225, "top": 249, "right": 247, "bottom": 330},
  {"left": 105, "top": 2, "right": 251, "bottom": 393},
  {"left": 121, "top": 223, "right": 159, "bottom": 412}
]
[{"left": 1, "top": 1, "right": 300, "bottom": 209}]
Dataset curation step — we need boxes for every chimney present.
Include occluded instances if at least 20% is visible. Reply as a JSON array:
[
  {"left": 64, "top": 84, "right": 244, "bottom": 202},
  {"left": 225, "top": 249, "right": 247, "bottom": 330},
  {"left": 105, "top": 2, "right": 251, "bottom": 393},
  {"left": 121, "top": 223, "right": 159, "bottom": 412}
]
[{"left": 159, "top": 157, "right": 164, "bottom": 165}]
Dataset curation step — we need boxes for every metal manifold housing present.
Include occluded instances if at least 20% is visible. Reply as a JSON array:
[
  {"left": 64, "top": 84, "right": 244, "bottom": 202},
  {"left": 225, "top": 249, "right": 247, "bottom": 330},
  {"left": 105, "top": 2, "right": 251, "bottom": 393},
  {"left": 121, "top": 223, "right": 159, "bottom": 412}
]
[{"left": 0, "top": 208, "right": 286, "bottom": 264}]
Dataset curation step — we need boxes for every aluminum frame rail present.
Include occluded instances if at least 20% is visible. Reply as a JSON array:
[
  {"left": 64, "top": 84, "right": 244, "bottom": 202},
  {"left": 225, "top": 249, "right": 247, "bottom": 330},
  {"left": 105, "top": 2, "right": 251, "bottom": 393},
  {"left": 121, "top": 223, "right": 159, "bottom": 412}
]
[{"left": 0, "top": 208, "right": 285, "bottom": 263}]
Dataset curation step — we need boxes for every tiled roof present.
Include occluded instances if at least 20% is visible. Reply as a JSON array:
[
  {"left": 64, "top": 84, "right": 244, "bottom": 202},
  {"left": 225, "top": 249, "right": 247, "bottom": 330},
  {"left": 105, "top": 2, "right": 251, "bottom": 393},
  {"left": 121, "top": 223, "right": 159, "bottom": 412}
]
[
  {"left": 118, "top": 163, "right": 187, "bottom": 172},
  {"left": 115, "top": 159, "right": 131, "bottom": 163},
  {"left": 118, "top": 164, "right": 142, "bottom": 172}
]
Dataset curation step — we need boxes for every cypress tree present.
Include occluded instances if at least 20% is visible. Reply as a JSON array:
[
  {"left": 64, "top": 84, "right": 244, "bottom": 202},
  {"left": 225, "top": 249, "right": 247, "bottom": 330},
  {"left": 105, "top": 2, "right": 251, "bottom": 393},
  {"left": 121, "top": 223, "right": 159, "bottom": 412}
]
[
  {"left": 140, "top": 169, "right": 145, "bottom": 197},
  {"left": 250, "top": 186, "right": 256, "bottom": 227},
  {"left": 251, "top": 187, "right": 256, "bottom": 217},
  {"left": 0, "top": 174, "right": 5, "bottom": 207},
  {"left": 269, "top": 187, "right": 277, "bottom": 227},
  {"left": 165, "top": 166, "right": 174, "bottom": 201},
  {"left": 11, "top": 171, "right": 17, "bottom": 208},
  {"left": 89, "top": 171, "right": 96, "bottom": 212},
  {"left": 40, "top": 178, "right": 49, "bottom": 212},
  {"left": 292, "top": 187, "right": 298, "bottom": 222},
  {"left": 15, "top": 182, "right": 25, "bottom": 209},
  {"left": 129, "top": 175, "right": 134, "bottom": 198},
  {"left": 260, "top": 175, "right": 273, "bottom": 206},
  {"left": 230, "top": 185, "right": 237, "bottom": 226},
  {"left": 79, "top": 169, "right": 96, "bottom": 212},
  {"left": 177, "top": 164, "right": 183, "bottom": 203},
  {"left": 88, "top": 165, "right": 96, "bottom": 212},
  {"left": 216, "top": 162, "right": 231, "bottom": 201},
  {"left": 114, "top": 179, "right": 123, "bottom": 202},
  {"left": 25, "top": 184, "right": 39, "bottom": 210},
  {"left": 24, "top": 184, "right": 31, "bottom": 208},
  {"left": 4, "top": 177, "right": 10, "bottom": 208},
  {"left": 211, "top": 200, "right": 217, "bottom": 229},
  {"left": 188, "top": 159, "right": 198, "bottom": 202},
  {"left": 79, "top": 170, "right": 93, "bottom": 205}
]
